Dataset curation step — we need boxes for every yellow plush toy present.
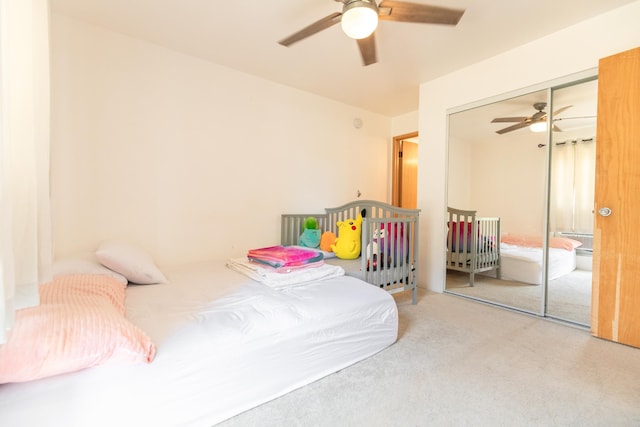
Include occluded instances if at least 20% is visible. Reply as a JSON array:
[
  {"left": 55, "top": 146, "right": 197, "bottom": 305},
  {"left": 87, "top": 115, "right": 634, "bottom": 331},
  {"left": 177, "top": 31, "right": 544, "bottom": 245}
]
[{"left": 330, "top": 212, "right": 363, "bottom": 260}]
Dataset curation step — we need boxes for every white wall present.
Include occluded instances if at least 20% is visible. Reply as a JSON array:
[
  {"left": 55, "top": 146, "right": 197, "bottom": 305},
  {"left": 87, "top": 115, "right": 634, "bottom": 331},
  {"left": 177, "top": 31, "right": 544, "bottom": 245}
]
[
  {"left": 469, "top": 138, "right": 547, "bottom": 235},
  {"left": 418, "top": 1, "right": 640, "bottom": 292},
  {"left": 444, "top": 135, "right": 471, "bottom": 210},
  {"left": 391, "top": 111, "right": 418, "bottom": 137},
  {"left": 50, "top": 14, "right": 393, "bottom": 266}
]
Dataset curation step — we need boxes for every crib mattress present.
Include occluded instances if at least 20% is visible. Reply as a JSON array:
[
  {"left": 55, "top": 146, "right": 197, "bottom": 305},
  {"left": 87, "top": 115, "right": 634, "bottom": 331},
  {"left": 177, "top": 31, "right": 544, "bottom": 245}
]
[
  {"left": 496, "top": 243, "right": 577, "bottom": 285},
  {"left": 0, "top": 259, "right": 398, "bottom": 427},
  {"left": 325, "top": 257, "right": 363, "bottom": 278}
]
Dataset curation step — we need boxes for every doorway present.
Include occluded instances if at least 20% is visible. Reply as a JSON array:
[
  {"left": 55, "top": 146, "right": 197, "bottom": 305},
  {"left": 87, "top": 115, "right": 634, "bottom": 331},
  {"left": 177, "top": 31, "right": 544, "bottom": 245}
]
[{"left": 392, "top": 132, "right": 418, "bottom": 209}]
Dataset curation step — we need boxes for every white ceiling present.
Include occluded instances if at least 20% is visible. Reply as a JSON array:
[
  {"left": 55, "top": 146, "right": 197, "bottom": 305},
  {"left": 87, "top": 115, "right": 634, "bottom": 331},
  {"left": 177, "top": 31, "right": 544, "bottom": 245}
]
[{"left": 49, "top": 0, "right": 636, "bottom": 117}]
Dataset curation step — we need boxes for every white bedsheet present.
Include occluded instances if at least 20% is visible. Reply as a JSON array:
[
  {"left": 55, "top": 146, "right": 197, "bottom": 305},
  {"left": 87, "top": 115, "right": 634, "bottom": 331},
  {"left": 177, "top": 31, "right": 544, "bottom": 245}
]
[
  {"left": 0, "top": 259, "right": 397, "bottom": 427},
  {"left": 226, "top": 256, "right": 344, "bottom": 288},
  {"left": 486, "top": 243, "right": 576, "bottom": 285}
]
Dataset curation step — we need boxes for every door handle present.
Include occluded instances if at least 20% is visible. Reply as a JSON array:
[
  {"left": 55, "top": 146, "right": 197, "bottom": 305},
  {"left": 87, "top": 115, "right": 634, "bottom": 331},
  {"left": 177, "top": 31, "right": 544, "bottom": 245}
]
[{"left": 598, "top": 207, "right": 612, "bottom": 217}]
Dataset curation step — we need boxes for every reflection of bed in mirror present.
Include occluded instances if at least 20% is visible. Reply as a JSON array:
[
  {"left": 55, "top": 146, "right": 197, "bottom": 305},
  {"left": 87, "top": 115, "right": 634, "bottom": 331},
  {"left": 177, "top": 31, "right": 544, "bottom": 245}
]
[{"left": 483, "top": 234, "right": 581, "bottom": 285}]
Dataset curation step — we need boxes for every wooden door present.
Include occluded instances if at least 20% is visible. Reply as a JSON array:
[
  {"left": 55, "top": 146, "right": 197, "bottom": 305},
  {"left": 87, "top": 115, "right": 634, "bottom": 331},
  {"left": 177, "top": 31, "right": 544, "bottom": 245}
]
[
  {"left": 400, "top": 141, "right": 418, "bottom": 209},
  {"left": 591, "top": 46, "right": 640, "bottom": 347},
  {"left": 392, "top": 132, "right": 418, "bottom": 209}
]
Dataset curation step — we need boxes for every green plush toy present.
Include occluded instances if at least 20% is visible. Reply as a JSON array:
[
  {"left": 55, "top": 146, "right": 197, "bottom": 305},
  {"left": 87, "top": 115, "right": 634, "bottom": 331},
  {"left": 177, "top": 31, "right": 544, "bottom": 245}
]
[{"left": 298, "top": 216, "right": 321, "bottom": 248}]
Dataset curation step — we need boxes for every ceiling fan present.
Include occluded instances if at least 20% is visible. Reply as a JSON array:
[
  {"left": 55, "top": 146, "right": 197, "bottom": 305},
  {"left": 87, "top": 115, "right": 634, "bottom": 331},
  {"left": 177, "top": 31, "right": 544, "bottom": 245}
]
[
  {"left": 491, "top": 102, "right": 574, "bottom": 135},
  {"left": 278, "top": 0, "right": 465, "bottom": 66}
]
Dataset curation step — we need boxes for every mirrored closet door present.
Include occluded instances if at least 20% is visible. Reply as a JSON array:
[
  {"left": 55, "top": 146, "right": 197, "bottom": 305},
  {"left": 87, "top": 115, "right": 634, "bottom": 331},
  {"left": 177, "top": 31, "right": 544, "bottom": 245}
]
[
  {"left": 445, "top": 76, "right": 597, "bottom": 327},
  {"left": 546, "top": 79, "right": 597, "bottom": 325}
]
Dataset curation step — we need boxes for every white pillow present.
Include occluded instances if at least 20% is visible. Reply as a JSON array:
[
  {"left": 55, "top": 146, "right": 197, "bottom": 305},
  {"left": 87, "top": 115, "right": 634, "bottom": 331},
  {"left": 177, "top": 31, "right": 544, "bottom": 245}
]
[
  {"left": 53, "top": 253, "right": 128, "bottom": 285},
  {"left": 96, "top": 241, "right": 167, "bottom": 285}
]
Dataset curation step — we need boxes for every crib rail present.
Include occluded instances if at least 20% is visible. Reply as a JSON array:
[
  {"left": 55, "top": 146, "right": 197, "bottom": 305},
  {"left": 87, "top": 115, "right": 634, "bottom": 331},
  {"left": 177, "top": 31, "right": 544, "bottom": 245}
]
[
  {"left": 282, "top": 200, "right": 420, "bottom": 303},
  {"left": 280, "top": 213, "right": 328, "bottom": 247},
  {"left": 361, "top": 214, "right": 419, "bottom": 300}
]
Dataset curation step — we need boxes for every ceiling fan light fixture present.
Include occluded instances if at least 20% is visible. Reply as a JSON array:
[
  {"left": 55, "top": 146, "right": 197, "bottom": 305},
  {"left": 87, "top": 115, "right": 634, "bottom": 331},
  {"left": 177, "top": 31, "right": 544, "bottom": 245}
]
[
  {"left": 530, "top": 121, "right": 547, "bottom": 133},
  {"left": 341, "top": 0, "right": 379, "bottom": 39}
]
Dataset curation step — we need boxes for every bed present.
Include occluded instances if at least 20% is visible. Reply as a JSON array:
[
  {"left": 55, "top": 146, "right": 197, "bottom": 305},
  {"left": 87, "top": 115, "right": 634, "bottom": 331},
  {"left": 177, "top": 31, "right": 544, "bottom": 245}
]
[
  {"left": 0, "top": 248, "right": 398, "bottom": 426},
  {"left": 484, "top": 234, "right": 580, "bottom": 285},
  {"left": 445, "top": 207, "right": 501, "bottom": 286},
  {"left": 281, "top": 200, "right": 420, "bottom": 304}
]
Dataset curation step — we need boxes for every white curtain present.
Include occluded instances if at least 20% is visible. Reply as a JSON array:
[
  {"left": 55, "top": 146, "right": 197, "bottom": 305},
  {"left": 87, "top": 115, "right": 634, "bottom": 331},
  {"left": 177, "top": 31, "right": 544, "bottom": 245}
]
[
  {"left": 550, "top": 143, "right": 574, "bottom": 232},
  {"left": 550, "top": 139, "right": 596, "bottom": 234},
  {"left": 573, "top": 139, "right": 596, "bottom": 233},
  {"left": 0, "top": 0, "right": 52, "bottom": 344}
]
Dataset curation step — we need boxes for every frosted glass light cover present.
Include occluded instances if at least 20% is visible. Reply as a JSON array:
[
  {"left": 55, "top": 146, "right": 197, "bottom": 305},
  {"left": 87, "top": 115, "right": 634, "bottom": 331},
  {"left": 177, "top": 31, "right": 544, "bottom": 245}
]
[
  {"left": 341, "top": 6, "right": 378, "bottom": 39},
  {"left": 530, "top": 122, "right": 547, "bottom": 132}
]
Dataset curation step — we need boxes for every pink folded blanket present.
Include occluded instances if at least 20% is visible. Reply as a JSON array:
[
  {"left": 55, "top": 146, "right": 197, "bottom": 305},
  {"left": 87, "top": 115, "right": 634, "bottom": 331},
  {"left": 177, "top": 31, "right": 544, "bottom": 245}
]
[{"left": 247, "top": 245, "right": 323, "bottom": 268}]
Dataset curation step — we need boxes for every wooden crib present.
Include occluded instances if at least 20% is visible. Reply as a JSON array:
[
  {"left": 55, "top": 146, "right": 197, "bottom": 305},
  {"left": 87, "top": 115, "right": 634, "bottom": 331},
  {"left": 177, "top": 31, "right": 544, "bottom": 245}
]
[
  {"left": 281, "top": 200, "right": 420, "bottom": 303},
  {"left": 446, "top": 207, "right": 501, "bottom": 286}
]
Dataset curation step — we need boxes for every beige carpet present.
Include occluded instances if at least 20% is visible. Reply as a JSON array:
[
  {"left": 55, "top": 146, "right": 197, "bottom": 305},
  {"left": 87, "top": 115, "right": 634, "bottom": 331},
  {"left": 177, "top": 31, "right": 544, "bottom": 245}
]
[
  {"left": 446, "top": 269, "right": 592, "bottom": 326},
  {"left": 219, "top": 290, "right": 640, "bottom": 427}
]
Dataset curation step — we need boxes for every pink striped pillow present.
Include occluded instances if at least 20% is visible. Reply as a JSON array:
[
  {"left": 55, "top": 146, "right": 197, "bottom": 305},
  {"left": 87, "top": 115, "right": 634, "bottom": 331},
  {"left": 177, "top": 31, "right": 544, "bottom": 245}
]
[{"left": 0, "top": 275, "right": 156, "bottom": 384}]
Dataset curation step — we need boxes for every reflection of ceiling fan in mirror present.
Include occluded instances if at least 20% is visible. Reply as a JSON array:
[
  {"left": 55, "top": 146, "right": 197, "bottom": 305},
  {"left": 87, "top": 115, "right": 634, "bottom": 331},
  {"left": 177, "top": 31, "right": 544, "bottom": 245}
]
[
  {"left": 491, "top": 102, "right": 586, "bottom": 134},
  {"left": 278, "top": 0, "right": 465, "bottom": 66}
]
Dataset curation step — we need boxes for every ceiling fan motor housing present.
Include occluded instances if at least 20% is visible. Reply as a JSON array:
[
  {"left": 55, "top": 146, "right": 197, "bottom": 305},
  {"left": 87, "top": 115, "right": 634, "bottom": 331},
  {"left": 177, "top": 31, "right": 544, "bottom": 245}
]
[
  {"left": 343, "top": 0, "right": 379, "bottom": 8},
  {"left": 533, "top": 102, "right": 547, "bottom": 111}
]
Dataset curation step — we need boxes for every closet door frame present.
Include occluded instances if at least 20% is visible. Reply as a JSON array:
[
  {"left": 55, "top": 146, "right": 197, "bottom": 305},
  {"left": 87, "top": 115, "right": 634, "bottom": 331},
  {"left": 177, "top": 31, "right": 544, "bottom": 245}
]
[{"left": 444, "top": 68, "right": 597, "bottom": 321}]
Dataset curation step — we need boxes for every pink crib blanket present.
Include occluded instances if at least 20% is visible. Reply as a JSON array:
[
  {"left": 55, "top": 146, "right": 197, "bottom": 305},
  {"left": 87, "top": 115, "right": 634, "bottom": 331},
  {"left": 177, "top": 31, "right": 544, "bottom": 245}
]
[{"left": 247, "top": 245, "right": 323, "bottom": 269}]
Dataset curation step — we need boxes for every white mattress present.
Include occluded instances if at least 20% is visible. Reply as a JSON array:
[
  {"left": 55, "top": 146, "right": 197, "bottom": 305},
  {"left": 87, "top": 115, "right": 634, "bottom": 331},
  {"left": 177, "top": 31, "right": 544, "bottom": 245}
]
[
  {"left": 489, "top": 243, "right": 576, "bottom": 285},
  {"left": 0, "top": 259, "right": 398, "bottom": 427}
]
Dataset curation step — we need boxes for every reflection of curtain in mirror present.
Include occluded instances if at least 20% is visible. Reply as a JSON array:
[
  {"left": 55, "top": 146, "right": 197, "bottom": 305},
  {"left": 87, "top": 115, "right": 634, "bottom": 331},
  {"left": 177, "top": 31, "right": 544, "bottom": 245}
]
[{"left": 550, "top": 139, "right": 595, "bottom": 233}]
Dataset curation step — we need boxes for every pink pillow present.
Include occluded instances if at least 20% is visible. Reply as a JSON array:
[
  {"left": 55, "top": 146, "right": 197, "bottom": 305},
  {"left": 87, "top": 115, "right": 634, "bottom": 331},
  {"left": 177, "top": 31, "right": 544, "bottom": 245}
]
[
  {"left": 501, "top": 234, "right": 543, "bottom": 247},
  {"left": 501, "top": 234, "right": 582, "bottom": 251},
  {"left": 0, "top": 275, "right": 156, "bottom": 384},
  {"left": 549, "top": 237, "right": 583, "bottom": 251}
]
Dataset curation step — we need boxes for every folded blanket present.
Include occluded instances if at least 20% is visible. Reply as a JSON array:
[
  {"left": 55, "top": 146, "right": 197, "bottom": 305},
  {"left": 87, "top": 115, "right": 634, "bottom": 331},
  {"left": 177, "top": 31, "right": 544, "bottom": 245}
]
[
  {"left": 226, "top": 257, "right": 344, "bottom": 289},
  {"left": 247, "top": 245, "right": 323, "bottom": 268}
]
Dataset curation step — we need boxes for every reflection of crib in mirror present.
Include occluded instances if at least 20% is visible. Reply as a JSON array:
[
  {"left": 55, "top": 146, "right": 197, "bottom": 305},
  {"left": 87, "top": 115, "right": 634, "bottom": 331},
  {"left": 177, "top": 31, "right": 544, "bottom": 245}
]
[{"left": 446, "top": 207, "right": 501, "bottom": 286}]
